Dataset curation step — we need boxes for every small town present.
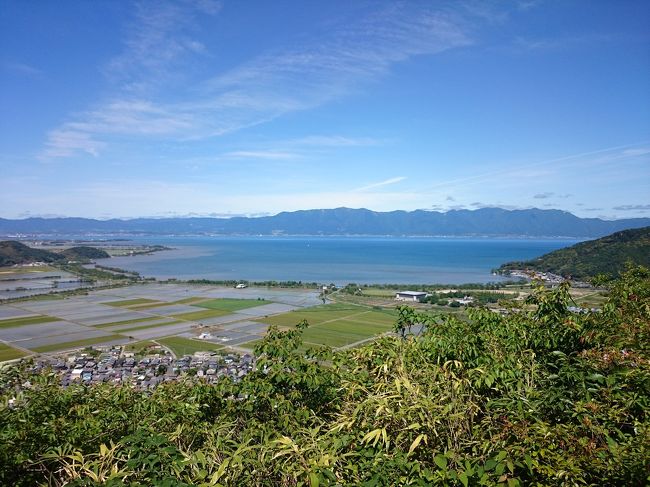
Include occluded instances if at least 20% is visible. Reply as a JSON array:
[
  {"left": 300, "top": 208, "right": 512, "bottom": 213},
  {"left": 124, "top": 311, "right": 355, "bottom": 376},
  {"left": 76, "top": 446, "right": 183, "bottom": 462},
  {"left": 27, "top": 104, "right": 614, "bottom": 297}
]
[{"left": 17, "top": 346, "right": 254, "bottom": 391}]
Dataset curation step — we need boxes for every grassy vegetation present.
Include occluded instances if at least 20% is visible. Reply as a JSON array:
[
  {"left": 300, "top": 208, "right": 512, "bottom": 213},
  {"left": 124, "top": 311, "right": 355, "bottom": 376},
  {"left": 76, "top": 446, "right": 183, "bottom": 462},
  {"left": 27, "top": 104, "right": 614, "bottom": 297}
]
[
  {"left": 170, "top": 309, "right": 230, "bottom": 321},
  {"left": 0, "top": 315, "right": 57, "bottom": 329},
  {"left": 193, "top": 298, "right": 264, "bottom": 312},
  {"left": 30, "top": 334, "right": 124, "bottom": 353},
  {"left": 173, "top": 297, "right": 209, "bottom": 305},
  {"left": 258, "top": 303, "right": 377, "bottom": 327},
  {"left": 124, "top": 340, "right": 162, "bottom": 354},
  {"left": 103, "top": 298, "right": 160, "bottom": 308},
  {"left": 94, "top": 317, "right": 162, "bottom": 329},
  {"left": 0, "top": 343, "right": 29, "bottom": 361},
  {"left": 156, "top": 336, "right": 223, "bottom": 356},
  {"left": 359, "top": 288, "right": 397, "bottom": 297},
  {"left": 255, "top": 304, "right": 397, "bottom": 348}
]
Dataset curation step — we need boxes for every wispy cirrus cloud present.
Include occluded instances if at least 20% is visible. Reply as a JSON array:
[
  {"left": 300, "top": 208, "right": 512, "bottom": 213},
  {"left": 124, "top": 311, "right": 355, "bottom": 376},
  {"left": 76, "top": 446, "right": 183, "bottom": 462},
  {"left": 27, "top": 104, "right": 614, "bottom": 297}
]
[
  {"left": 42, "top": 128, "right": 106, "bottom": 158},
  {"left": 40, "top": 1, "right": 470, "bottom": 159},
  {"left": 417, "top": 142, "right": 650, "bottom": 194},
  {"left": 354, "top": 176, "right": 406, "bottom": 192},
  {"left": 286, "top": 135, "right": 381, "bottom": 147},
  {"left": 223, "top": 150, "right": 299, "bottom": 160},
  {"left": 3, "top": 62, "right": 42, "bottom": 76},
  {"left": 105, "top": 0, "right": 222, "bottom": 93}
]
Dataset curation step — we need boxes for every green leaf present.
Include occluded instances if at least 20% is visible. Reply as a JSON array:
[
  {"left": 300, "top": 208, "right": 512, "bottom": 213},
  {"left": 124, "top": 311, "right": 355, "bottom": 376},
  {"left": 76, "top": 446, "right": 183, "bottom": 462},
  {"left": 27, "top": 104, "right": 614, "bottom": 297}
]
[
  {"left": 434, "top": 454, "right": 448, "bottom": 471},
  {"left": 459, "top": 471, "right": 469, "bottom": 487}
]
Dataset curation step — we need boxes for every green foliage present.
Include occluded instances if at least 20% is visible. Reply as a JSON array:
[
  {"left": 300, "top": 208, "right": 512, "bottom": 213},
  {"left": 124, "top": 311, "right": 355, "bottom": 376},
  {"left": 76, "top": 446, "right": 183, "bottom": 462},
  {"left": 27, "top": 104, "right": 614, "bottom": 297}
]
[
  {"left": 59, "top": 246, "right": 110, "bottom": 261},
  {"left": 1, "top": 267, "right": 649, "bottom": 485}
]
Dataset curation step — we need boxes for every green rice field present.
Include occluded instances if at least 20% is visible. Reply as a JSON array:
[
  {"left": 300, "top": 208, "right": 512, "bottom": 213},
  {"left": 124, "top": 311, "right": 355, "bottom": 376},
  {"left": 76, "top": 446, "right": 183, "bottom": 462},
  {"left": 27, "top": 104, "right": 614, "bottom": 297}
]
[
  {"left": 116, "top": 320, "right": 183, "bottom": 333},
  {"left": 157, "top": 337, "right": 223, "bottom": 357},
  {"left": 103, "top": 298, "right": 161, "bottom": 308},
  {"left": 0, "top": 343, "right": 28, "bottom": 361},
  {"left": 31, "top": 335, "right": 124, "bottom": 353},
  {"left": 193, "top": 298, "right": 264, "bottom": 312},
  {"left": 171, "top": 309, "right": 230, "bottom": 321},
  {"left": 254, "top": 304, "right": 397, "bottom": 348},
  {"left": 127, "top": 297, "right": 205, "bottom": 310},
  {"left": 0, "top": 315, "right": 57, "bottom": 329},
  {"left": 95, "top": 316, "right": 163, "bottom": 329}
]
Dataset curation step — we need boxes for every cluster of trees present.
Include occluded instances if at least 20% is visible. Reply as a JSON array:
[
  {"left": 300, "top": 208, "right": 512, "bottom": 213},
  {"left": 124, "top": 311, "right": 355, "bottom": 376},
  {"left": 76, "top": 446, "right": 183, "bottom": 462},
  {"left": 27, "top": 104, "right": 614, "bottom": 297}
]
[
  {"left": 1, "top": 267, "right": 648, "bottom": 485},
  {"left": 94, "top": 265, "right": 141, "bottom": 277},
  {"left": 57, "top": 263, "right": 140, "bottom": 283}
]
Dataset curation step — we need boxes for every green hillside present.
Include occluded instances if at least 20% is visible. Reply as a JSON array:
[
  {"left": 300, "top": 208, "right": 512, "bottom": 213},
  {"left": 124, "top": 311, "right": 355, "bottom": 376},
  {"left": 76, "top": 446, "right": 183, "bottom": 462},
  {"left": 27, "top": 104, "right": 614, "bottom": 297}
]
[
  {"left": 0, "top": 241, "right": 109, "bottom": 266},
  {"left": 499, "top": 226, "right": 650, "bottom": 279},
  {"left": 0, "top": 241, "right": 62, "bottom": 266},
  {"left": 59, "top": 246, "right": 109, "bottom": 261}
]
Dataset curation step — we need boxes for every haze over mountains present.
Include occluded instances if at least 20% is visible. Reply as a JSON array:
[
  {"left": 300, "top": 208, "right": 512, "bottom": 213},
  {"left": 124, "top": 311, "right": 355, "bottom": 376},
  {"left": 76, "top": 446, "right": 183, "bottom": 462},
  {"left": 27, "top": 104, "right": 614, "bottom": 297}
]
[{"left": 2, "top": 208, "right": 649, "bottom": 238}]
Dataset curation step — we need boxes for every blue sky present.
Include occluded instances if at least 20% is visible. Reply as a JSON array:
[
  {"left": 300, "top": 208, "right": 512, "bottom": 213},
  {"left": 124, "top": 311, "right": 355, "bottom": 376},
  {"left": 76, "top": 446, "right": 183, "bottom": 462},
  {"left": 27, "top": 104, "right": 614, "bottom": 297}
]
[{"left": 1, "top": 0, "right": 649, "bottom": 220}]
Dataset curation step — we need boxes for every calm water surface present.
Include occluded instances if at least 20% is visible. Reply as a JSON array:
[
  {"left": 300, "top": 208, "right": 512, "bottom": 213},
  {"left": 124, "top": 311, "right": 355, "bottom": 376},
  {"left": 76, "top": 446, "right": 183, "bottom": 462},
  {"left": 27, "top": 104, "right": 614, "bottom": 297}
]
[{"left": 102, "top": 236, "right": 579, "bottom": 285}]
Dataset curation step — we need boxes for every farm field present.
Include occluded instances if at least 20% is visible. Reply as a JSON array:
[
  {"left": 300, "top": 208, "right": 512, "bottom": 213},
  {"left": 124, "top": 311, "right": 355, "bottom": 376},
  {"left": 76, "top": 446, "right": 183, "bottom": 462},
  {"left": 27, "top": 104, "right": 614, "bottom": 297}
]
[
  {"left": 0, "top": 343, "right": 28, "bottom": 361},
  {"left": 0, "top": 283, "right": 321, "bottom": 359},
  {"left": 31, "top": 334, "right": 125, "bottom": 353},
  {"left": 171, "top": 308, "right": 231, "bottom": 321},
  {"left": 252, "top": 303, "right": 398, "bottom": 349},
  {"left": 103, "top": 298, "right": 160, "bottom": 308},
  {"left": 95, "top": 316, "right": 164, "bottom": 328},
  {"left": 0, "top": 315, "right": 57, "bottom": 329},
  {"left": 194, "top": 298, "right": 266, "bottom": 312},
  {"left": 157, "top": 336, "right": 223, "bottom": 356}
]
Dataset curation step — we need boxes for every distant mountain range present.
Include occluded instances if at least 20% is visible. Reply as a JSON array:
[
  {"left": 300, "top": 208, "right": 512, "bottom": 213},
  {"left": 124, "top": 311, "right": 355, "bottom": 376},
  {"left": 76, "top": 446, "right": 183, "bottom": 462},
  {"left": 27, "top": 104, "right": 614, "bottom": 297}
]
[
  {"left": 1, "top": 208, "right": 649, "bottom": 238},
  {"left": 498, "top": 226, "right": 650, "bottom": 279}
]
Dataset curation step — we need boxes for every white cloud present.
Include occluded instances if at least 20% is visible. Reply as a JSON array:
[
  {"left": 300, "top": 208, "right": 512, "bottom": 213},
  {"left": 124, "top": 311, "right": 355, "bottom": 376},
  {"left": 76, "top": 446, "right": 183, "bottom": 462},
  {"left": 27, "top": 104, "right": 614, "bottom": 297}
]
[
  {"left": 40, "top": 2, "right": 470, "bottom": 159},
  {"left": 40, "top": 128, "right": 106, "bottom": 159},
  {"left": 223, "top": 150, "right": 299, "bottom": 160},
  {"left": 354, "top": 177, "right": 406, "bottom": 192},
  {"left": 622, "top": 148, "right": 650, "bottom": 157},
  {"left": 287, "top": 135, "right": 381, "bottom": 147}
]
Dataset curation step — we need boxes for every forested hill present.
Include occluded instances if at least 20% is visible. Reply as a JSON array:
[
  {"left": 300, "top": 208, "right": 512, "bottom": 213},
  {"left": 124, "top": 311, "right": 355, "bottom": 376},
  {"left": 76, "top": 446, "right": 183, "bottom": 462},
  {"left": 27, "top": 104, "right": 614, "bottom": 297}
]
[
  {"left": 498, "top": 226, "right": 650, "bottom": 279},
  {"left": 1, "top": 207, "right": 649, "bottom": 237},
  {"left": 0, "top": 241, "right": 109, "bottom": 266},
  {"left": 59, "top": 246, "right": 110, "bottom": 261},
  {"left": 0, "top": 241, "right": 62, "bottom": 266}
]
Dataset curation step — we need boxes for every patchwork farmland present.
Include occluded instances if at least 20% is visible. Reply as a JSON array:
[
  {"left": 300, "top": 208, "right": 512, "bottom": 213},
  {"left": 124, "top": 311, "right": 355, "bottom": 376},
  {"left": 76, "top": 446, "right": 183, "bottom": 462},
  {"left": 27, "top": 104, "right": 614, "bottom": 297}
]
[
  {"left": 247, "top": 303, "right": 398, "bottom": 349},
  {"left": 0, "top": 283, "right": 398, "bottom": 361}
]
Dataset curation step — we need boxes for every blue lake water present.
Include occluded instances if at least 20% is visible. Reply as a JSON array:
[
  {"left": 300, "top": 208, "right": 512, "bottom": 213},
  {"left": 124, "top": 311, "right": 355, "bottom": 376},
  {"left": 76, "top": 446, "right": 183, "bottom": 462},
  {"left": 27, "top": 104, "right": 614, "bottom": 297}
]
[{"left": 102, "top": 236, "right": 580, "bottom": 285}]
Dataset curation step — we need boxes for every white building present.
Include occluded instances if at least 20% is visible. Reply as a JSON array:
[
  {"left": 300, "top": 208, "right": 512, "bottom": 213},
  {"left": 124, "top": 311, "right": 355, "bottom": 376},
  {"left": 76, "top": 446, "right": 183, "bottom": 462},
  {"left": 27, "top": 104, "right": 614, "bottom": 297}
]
[{"left": 395, "top": 291, "right": 428, "bottom": 302}]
